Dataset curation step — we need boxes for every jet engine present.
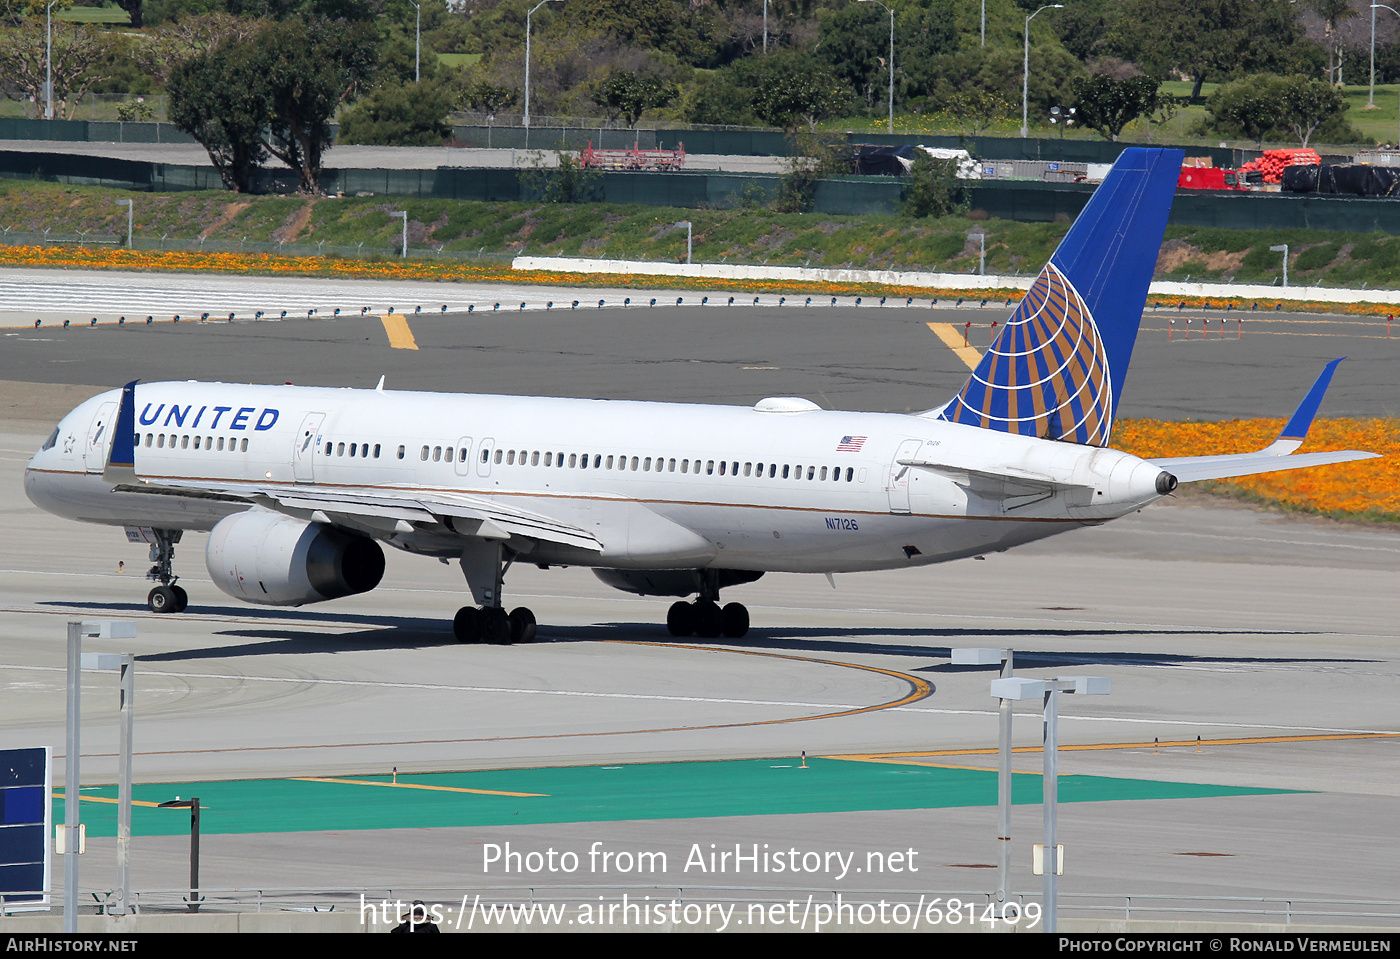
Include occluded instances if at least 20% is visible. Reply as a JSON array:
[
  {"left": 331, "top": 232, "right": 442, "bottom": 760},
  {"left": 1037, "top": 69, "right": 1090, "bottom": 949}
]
[
  {"left": 592, "top": 568, "right": 763, "bottom": 597},
  {"left": 205, "top": 509, "right": 385, "bottom": 606}
]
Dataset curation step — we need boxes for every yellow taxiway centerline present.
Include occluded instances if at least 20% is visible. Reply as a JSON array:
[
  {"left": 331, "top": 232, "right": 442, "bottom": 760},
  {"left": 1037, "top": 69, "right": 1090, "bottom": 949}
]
[
  {"left": 379, "top": 313, "right": 419, "bottom": 350},
  {"left": 829, "top": 731, "right": 1400, "bottom": 766},
  {"left": 926, "top": 322, "right": 983, "bottom": 370},
  {"left": 292, "top": 776, "right": 546, "bottom": 798}
]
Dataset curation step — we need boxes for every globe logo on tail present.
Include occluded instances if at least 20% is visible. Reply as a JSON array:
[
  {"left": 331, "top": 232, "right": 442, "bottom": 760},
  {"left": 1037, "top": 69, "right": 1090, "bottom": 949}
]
[{"left": 939, "top": 262, "right": 1113, "bottom": 447}]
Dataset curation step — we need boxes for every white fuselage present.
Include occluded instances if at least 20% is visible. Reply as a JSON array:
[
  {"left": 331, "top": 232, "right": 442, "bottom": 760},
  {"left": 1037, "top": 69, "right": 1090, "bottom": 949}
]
[{"left": 24, "top": 382, "right": 1170, "bottom": 575}]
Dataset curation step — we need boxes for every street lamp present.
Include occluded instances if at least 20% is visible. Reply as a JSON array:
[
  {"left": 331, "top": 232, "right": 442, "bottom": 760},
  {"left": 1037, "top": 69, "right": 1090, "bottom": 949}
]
[
  {"left": 410, "top": 0, "right": 421, "bottom": 84},
  {"left": 114, "top": 199, "right": 132, "bottom": 247},
  {"left": 859, "top": 0, "right": 895, "bottom": 134},
  {"left": 524, "top": 0, "right": 563, "bottom": 131},
  {"left": 1021, "top": 4, "right": 1063, "bottom": 139},
  {"left": 1373, "top": 6, "right": 1400, "bottom": 147},
  {"left": 953, "top": 648, "right": 1015, "bottom": 902},
  {"left": 45, "top": 0, "right": 58, "bottom": 121},
  {"left": 763, "top": 0, "right": 769, "bottom": 52}
]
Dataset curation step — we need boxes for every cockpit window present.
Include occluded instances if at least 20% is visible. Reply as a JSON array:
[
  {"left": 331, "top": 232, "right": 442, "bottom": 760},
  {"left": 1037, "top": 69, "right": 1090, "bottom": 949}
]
[{"left": 41, "top": 428, "right": 58, "bottom": 452}]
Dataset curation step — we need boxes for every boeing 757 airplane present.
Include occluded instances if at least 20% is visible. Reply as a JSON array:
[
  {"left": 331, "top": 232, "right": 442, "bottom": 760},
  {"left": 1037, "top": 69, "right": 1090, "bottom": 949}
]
[{"left": 24, "top": 148, "right": 1379, "bottom": 644}]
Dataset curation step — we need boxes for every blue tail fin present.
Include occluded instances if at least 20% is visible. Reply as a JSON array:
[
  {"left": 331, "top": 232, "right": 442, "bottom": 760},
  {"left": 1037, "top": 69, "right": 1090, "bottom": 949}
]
[{"left": 939, "top": 147, "right": 1183, "bottom": 446}]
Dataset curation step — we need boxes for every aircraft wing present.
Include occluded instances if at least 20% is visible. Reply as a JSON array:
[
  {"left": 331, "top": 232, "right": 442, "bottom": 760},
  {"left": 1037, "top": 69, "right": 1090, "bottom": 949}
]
[
  {"left": 1146, "top": 358, "right": 1380, "bottom": 483},
  {"left": 122, "top": 478, "right": 605, "bottom": 552}
]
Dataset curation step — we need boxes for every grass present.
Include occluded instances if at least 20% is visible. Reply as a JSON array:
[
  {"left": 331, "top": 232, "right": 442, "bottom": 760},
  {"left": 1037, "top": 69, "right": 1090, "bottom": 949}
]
[{"left": 7, "top": 178, "right": 1400, "bottom": 288}]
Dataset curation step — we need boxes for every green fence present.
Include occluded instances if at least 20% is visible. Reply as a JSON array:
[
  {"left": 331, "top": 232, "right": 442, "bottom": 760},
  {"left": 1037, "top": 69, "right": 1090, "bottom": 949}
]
[{"left": 6, "top": 148, "right": 1400, "bottom": 233}]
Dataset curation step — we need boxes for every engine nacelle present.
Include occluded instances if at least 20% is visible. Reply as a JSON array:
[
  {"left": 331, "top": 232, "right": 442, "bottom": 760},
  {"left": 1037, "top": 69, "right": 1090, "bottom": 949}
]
[
  {"left": 592, "top": 568, "right": 763, "bottom": 598},
  {"left": 206, "top": 510, "right": 385, "bottom": 606}
]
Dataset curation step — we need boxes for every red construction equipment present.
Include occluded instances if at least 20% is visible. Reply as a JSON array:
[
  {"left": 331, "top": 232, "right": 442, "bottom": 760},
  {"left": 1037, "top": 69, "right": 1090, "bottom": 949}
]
[{"left": 580, "top": 140, "right": 686, "bottom": 172}]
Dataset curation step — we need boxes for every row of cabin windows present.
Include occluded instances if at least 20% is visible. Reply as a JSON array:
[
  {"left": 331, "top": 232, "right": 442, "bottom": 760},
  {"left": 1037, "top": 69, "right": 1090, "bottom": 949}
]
[
  {"left": 477, "top": 447, "right": 857, "bottom": 483},
  {"left": 325, "top": 441, "right": 383, "bottom": 459},
  {"left": 140, "top": 432, "right": 248, "bottom": 453},
  {"left": 421, "top": 445, "right": 467, "bottom": 462}
]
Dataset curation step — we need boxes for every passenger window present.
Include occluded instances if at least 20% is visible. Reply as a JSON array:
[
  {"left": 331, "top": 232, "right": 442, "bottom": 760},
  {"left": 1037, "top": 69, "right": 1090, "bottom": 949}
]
[
  {"left": 707, "top": 461, "right": 714, "bottom": 475},
  {"left": 217, "top": 437, "right": 224, "bottom": 451},
  {"left": 606, "top": 455, "right": 614, "bottom": 469},
  {"left": 807, "top": 466, "right": 815, "bottom": 480},
  {"left": 782, "top": 465, "right": 790, "bottom": 479},
  {"left": 846, "top": 467, "right": 854, "bottom": 482},
  {"left": 337, "top": 442, "right": 345, "bottom": 456},
  {"left": 445, "top": 447, "right": 454, "bottom": 463},
  {"left": 681, "top": 459, "right": 689, "bottom": 472},
  {"left": 180, "top": 435, "right": 188, "bottom": 449},
  {"left": 820, "top": 467, "right": 827, "bottom": 481},
  {"left": 732, "top": 461, "right": 739, "bottom": 476},
  {"left": 719, "top": 461, "right": 727, "bottom": 476},
  {"left": 144, "top": 434, "right": 152, "bottom": 447},
  {"left": 506, "top": 450, "right": 514, "bottom": 465},
  {"left": 421, "top": 446, "right": 430, "bottom": 461},
  {"left": 668, "top": 458, "right": 676, "bottom": 471},
  {"left": 493, "top": 449, "right": 502, "bottom": 464},
  {"left": 433, "top": 446, "right": 442, "bottom": 462},
  {"left": 397, "top": 445, "right": 405, "bottom": 459},
  {"left": 545, "top": 451, "right": 553, "bottom": 466},
  {"left": 374, "top": 444, "right": 381, "bottom": 458},
  {"left": 240, "top": 438, "right": 248, "bottom": 452},
  {"left": 644, "top": 457, "right": 652, "bottom": 471}
]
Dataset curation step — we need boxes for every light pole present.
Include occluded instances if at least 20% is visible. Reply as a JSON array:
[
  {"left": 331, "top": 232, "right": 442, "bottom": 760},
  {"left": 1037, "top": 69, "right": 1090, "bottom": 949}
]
[
  {"left": 989, "top": 673, "right": 1111, "bottom": 934},
  {"left": 954, "top": 648, "right": 1014, "bottom": 902},
  {"left": 524, "top": 0, "right": 562, "bottom": 131},
  {"left": 1373, "top": 6, "right": 1400, "bottom": 147},
  {"left": 763, "top": 0, "right": 768, "bottom": 52},
  {"left": 410, "top": 0, "right": 421, "bottom": 83},
  {"left": 675, "top": 220, "right": 692, "bottom": 264},
  {"left": 1021, "top": 4, "right": 1063, "bottom": 140},
  {"left": 1270, "top": 243, "right": 1289, "bottom": 287},
  {"left": 860, "top": 0, "right": 894, "bottom": 134},
  {"left": 391, "top": 210, "right": 407, "bottom": 258},
  {"left": 114, "top": 199, "right": 132, "bottom": 247},
  {"left": 45, "top": 0, "right": 58, "bottom": 121}
]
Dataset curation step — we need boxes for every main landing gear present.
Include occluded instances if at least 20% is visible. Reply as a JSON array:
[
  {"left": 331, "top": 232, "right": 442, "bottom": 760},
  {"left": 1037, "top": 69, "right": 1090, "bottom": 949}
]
[
  {"left": 666, "top": 571, "right": 749, "bottom": 639},
  {"left": 143, "top": 528, "right": 188, "bottom": 614},
  {"left": 452, "top": 541, "right": 536, "bottom": 645}
]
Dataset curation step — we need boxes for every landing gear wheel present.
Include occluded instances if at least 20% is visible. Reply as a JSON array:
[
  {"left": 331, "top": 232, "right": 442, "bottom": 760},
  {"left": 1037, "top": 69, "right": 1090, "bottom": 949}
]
[
  {"left": 692, "top": 600, "right": 723, "bottom": 639},
  {"left": 147, "top": 586, "right": 178, "bottom": 614},
  {"left": 666, "top": 601, "right": 695, "bottom": 638},
  {"left": 482, "top": 607, "right": 512, "bottom": 645},
  {"left": 721, "top": 602, "right": 749, "bottom": 639},
  {"left": 170, "top": 585, "right": 189, "bottom": 613},
  {"left": 508, "top": 607, "right": 537, "bottom": 644},
  {"left": 453, "top": 606, "right": 483, "bottom": 643}
]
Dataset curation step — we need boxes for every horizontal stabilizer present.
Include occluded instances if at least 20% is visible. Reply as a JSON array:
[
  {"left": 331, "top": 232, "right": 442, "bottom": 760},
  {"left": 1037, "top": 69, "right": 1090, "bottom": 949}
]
[
  {"left": 1152, "top": 449, "right": 1378, "bottom": 484},
  {"left": 1149, "top": 359, "right": 1378, "bottom": 482}
]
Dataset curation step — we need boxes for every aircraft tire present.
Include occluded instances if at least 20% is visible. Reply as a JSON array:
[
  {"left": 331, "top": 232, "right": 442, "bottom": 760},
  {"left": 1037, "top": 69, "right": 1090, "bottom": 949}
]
[
  {"left": 693, "top": 600, "right": 723, "bottom": 639},
  {"left": 147, "top": 586, "right": 178, "bottom": 614},
  {"left": 666, "top": 601, "right": 695, "bottom": 637},
  {"left": 482, "top": 606, "right": 512, "bottom": 645},
  {"left": 509, "top": 607, "right": 537, "bottom": 644},
  {"left": 170, "top": 585, "right": 189, "bottom": 613},
  {"left": 453, "top": 606, "right": 482, "bottom": 643},
  {"left": 721, "top": 602, "right": 749, "bottom": 639}
]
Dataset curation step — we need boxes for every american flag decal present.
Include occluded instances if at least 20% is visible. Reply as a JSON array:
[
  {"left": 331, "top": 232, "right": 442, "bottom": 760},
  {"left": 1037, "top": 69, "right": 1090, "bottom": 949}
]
[{"left": 837, "top": 435, "right": 867, "bottom": 452}]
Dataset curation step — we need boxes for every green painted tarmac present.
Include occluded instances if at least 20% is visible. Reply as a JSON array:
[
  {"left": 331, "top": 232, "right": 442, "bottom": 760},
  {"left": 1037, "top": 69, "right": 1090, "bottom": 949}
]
[{"left": 58, "top": 758, "right": 1293, "bottom": 838}]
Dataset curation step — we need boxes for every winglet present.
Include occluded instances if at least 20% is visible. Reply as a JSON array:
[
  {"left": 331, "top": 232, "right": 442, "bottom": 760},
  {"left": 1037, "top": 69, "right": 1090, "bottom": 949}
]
[
  {"left": 1266, "top": 358, "right": 1345, "bottom": 455},
  {"left": 103, "top": 379, "right": 139, "bottom": 484}
]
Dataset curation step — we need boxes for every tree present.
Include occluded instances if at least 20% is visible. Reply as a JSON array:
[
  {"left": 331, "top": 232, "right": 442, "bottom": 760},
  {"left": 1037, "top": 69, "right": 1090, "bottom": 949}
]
[
  {"left": 749, "top": 53, "right": 850, "bottom": 132},
  {"left": 131, "top": 13, "right": 264, "bottom": 88},
  {"left": 461, "top": 81, "right": 517, "bottom": 117},
  {"left": 0, "top": 18, "right": 114, "bottom": 119},
  {"left": 168, "top": 40, "right": 269, "bottom": 192},
  {"left": 1306, "top": 0, "right": 1357, "bottom": 86},
  {"left": 903, "top": 152, "right": 969, "bottom": 219},
  {"left": 942, "top": 89, "right": 1011, "bottom": 136},
  {"left": 1206, "top": 75, "right": 1288, "bottom": 147},
  {"left": 1115, "top": 0, "right": 1316, "bottom": 100},
  {"left": 338, "top": 80, "right": 456, "bottom": 146},
  {"left": 251, "top": 18, "right": 378, "bottom": 193},
  {"left": 1072, "top": 74, "right": 1161, "bottom": 141},
  {"left": 169, "top": 17, "right": 377, "bottom": 194},
  {"left": 592, "top": 71, "right": 678, "bottom": 127},
  {"left": 1278, "top": 75, "right": 1347, "bottom": 146}
]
